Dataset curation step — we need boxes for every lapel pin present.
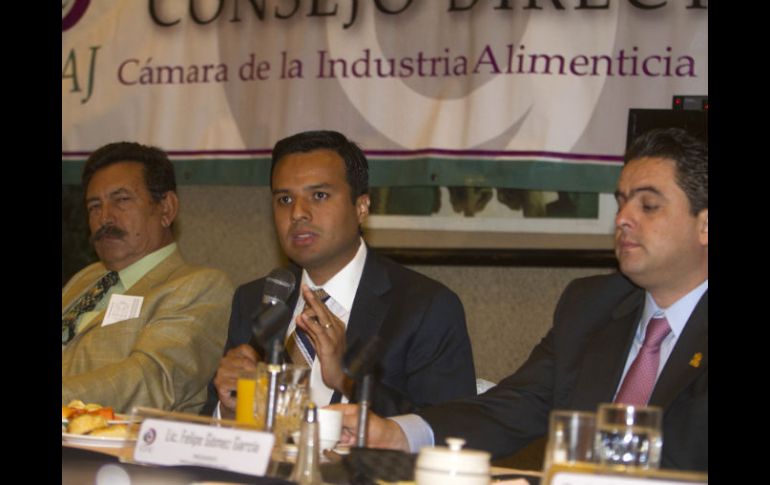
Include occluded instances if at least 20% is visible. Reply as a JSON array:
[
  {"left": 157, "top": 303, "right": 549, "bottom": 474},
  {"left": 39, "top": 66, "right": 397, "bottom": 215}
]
[{"left": 689, "top": 352, "right": 703, "bottom": 368}]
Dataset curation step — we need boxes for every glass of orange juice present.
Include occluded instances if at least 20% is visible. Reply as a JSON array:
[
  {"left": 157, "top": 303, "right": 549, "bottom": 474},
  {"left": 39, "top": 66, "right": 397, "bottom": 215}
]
[
  {"left": 235, "top": 362, "right": 309, "bottom": 439},
  {"left": 235, "top": 365, "right": 269, "bottom": 427}
]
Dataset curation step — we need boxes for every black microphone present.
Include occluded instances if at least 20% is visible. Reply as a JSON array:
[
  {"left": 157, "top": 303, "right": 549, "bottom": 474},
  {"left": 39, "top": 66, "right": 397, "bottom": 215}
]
[
  {"left": 343, "top": 336, "right": 384, "bottom": 447},
  {"left": 256, "top": 267, "right": 296, "bottom": 314},
  {"left": 250, "top": 268, "right": 296, "bottom": 348}
]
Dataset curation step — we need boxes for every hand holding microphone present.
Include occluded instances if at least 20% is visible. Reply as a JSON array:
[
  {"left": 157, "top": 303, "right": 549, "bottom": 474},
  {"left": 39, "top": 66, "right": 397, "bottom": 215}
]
[{"left": 213, "top": 267, "right": 296, "bottom": 418}]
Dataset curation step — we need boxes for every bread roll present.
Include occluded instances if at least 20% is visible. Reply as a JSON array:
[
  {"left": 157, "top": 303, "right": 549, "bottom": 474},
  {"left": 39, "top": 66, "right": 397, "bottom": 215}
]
[
  {"left": 89, "top": 424, "right": 129, "bottom": 438},
  {"left": 67, "top": 414, "right": 108, "bottom": 435}
]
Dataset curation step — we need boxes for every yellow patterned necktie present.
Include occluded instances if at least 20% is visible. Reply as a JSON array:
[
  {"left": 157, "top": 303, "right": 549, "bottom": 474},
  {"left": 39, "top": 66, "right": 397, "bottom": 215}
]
[
  {"left": 62, "top": 271, "right": 119, "bottom": 344},
  {"left": 285, "top": 288, "right": 330, "bottom": 367}
]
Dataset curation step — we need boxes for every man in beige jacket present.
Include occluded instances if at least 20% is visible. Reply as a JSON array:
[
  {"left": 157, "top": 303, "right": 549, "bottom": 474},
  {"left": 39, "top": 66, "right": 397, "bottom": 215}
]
[{"left": 62, "top": 142, "right": 233, "bottom": 414}]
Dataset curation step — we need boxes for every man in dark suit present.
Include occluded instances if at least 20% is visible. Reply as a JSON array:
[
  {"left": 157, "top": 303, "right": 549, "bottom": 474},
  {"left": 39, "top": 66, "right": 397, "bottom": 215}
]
[
  {"left": 204, "top": 130, "right": 476, "bottom": 418},
  {"left": 335, "top": 127, "right": 708, "bottom": 472}
]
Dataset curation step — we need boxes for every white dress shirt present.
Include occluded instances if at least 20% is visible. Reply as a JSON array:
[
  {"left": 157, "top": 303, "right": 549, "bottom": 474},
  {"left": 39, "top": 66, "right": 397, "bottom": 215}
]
[{"left": 287, "top": 239, "right": 368, "bottom": 406}]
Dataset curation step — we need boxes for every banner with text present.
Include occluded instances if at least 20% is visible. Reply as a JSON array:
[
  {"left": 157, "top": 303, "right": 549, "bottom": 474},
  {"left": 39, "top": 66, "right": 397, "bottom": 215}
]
[{"left": 62, "top": 0, "right": 708, "bottom": 194}]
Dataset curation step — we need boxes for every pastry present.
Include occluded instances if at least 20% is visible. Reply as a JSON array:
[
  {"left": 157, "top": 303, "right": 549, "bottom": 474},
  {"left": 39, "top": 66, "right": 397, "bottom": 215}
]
[
  {"left": 67, "top": 414, "right": 108, "bottom": 435},
  {"left": 89, "top": 424, "right": 129, "bottom": 438}
]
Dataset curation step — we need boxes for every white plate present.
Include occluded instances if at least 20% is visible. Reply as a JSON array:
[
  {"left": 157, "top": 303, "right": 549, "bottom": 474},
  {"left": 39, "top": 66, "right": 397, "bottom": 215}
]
[
  {"left": 62, "top": 413, "right": 137, "bottom": 426},
  {"left": 61, "top": 431, "right": 136, "bottom": 448}
]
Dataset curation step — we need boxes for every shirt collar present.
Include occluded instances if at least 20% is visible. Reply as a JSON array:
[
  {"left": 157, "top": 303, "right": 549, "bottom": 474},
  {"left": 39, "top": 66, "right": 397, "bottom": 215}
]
[
  {"left": 301, "top": 238, "right": 367, "bottom": 313},
  {"left": 117, "top": 242, "right": 177, "bottom": 291},
  {"left": 641, "top": 279, "right": 708, "bottom": 339}
]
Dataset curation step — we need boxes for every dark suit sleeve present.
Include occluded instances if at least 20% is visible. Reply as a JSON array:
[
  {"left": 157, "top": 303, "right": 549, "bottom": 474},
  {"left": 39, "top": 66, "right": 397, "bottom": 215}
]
[
  {"left": 371, "top": 287, "right": 477, "bottom": 416},
  {"left": 418, "top": 326, "right": 555, "bottom": 458},
  {"left": 417, "top": 274, "right": 642, "bottom": 459},
  {"left": 416, "top": 278, "right": 590, "bottom": 458},
  {"left": 200, "top": 284, "right": 253, "bottom": 415}
]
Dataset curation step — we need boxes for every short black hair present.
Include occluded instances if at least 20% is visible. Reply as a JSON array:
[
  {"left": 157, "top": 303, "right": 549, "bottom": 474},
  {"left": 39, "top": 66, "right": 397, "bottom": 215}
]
[
  {"left": 82, "top": 141, "right": 177, "bottom": 202},
  {"left": 271, "top": 130, "right": 369, "bottom": 202},
  {"left": 625, "top": 127, "right": 707, "bottom": 215}
]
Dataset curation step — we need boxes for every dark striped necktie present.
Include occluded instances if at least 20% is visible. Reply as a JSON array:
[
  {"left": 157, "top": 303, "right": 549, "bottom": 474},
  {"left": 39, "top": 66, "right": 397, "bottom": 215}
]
[
  {"left": 62, "top": 271, "right": 119, "bottom": 344},
  {"left": 285, "top": 288, "right": 330, "bottom": 367}
]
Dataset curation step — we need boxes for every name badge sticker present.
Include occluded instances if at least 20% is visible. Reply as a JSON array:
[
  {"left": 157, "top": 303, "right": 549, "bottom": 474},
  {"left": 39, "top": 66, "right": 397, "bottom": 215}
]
[
  {"left": 102, "top": 295, "right": 143, "bottom": 326},
  {"left": 132, "top": 418, "right": 274, "bottom": 476}
]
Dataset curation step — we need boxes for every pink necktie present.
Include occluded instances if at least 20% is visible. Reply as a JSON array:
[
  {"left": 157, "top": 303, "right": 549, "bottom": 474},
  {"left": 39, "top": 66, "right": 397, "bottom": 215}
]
[{"left": 614, "top": 315, "right": 672, "bottom": 406}]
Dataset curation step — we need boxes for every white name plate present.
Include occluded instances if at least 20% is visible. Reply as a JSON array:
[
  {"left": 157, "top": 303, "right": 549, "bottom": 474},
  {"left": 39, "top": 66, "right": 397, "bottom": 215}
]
[
  {"left": 551, "top": 471, "right": 707, "bottom": 485},
  {"left": 132, "top": 418, "right": 275, "bottom": 476},
  {"left": 544, "top": 463, "right": 707, "bottom": 485}
]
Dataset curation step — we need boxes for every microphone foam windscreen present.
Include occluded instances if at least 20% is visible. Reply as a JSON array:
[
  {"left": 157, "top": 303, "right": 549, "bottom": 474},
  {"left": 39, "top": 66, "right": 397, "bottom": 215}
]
[{"left": 262, "top": 267, "right": 296, "bottom": 305}]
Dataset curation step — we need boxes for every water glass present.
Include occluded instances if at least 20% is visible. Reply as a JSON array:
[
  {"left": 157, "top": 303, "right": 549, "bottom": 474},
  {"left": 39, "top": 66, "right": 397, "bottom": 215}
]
[
  {"left": 594, "top": 403, "right": 663, "bottom": 469},
  {"left": 269, "top": 364, "right": 311, "bottom": 447},
  {"left": 543, "top": 410, "right": 597, "bottom": 472}
]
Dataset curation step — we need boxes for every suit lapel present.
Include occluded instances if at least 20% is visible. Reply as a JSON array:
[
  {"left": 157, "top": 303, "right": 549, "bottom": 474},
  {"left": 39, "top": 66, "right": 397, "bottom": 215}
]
[
  {"left": 649, "top": 291, "right": 708, "bottom": 409},
  {"left": 346, "top": 250, "right": 391, "bottom": 348},
  {"left": 570, "top": 289, "right": 645, "bottom": 409},
  {"left": 327, "top": 250, "right": 391, "bottom": 404}
]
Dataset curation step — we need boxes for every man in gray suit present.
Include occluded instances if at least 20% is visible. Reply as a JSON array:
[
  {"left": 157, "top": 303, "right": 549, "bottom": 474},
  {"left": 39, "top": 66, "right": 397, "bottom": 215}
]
[{"left": 335, "top": 127, "right": 708, "bottom": 472}]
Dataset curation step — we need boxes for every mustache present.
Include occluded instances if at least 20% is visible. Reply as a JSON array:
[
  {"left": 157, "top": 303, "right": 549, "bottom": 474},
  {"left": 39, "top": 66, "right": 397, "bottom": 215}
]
[{"left": 90, "top": 224, "right": 127, "bottom": 243}]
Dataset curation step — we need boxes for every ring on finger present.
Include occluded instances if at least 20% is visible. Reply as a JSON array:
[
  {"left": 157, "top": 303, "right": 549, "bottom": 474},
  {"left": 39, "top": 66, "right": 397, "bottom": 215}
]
[{"left": 323, "top": 323, "right": 332, "bottom": 329}]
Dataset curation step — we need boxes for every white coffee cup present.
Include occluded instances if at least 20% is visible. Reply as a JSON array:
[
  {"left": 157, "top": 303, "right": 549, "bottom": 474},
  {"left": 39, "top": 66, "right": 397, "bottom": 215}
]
[{"left": 317, "top": 408, "right": 342, "bottom": 451}]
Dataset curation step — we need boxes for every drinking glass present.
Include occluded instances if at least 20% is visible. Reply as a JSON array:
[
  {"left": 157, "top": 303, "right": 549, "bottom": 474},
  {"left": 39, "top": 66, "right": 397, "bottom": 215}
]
[
  {"left": 267, "top": 364, "right": 311, "bottom": 449},
  {"left": 543, "top": 410, "right": 597, "bottom": 473},
  {"left": 594, "top": 403, "right": 663, "bottom": 469},
  {"left": 235, "top": 369, "right": 263, "bottom": 426},
  {"left": 235, "top": 362, "right": 310, "bottom": 441}
]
